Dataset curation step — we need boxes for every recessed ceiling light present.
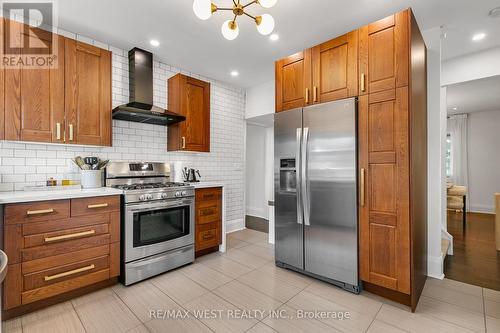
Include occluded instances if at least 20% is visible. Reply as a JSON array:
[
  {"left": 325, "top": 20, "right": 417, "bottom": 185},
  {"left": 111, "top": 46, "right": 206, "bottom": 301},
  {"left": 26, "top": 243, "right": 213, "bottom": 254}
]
[
  {"left": 270, "top": 33, "right": 279, "bottom": 41},
  {"left": 230, "top": 70, "right": 239, "bottom": 77},
  {"left": 150, "top": 39, "right": 160, "bottom": 47},
  {"left": 452, "top": 107, "right": 458, "bottom": 111},
  {"left": 472, "top": 33, "right": 486, "bottom": 41}
]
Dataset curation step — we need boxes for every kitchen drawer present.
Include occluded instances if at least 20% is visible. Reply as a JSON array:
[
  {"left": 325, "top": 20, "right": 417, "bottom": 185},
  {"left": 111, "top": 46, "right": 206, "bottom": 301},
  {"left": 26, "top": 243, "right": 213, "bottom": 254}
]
[
  {"left": 5, "top": 200, "right": 70, "bottom": 224},
  {"left": 22, "top": 234, "right": 110, "bottom": 261},
  {"left": 24, "top": 224, "right": 109, "bottom": 248},
  {"left": 196, "top": 200, "right": 221, "bottom": 225},
  {"left": 195, "top": 188, "right": 222, "bottom": 202},
  {"left": 23, "top": 255, "right": 109, "bottom": 291},
  {"left": 71, "top": 196, "right": 120, "bottom": 217},
  {"left": 22, "top": 213, "right": 110, "bottom": 236},
  {"left": 196, "top": 223, "right": 220, "bottom": 251}
]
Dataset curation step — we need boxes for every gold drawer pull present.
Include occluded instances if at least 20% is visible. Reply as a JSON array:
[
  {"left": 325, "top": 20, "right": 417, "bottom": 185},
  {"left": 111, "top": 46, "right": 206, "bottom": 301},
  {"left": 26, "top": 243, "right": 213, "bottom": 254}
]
[
  {"left": 44, "top": 230, "right": 96, "bottom": 243},
  {"left": 87, "top": 203, "right": 109, "bottom": 209},
  {"left": 203, "top": 233, "right": 215, "bottom": 240},
  {"left": 360, "top": 168, "right": 366, "bottom": 207},
  {"left": 44, "top": 264, "right": 95, "bottom": 281},
  {"left": 361, "top": 73, "right": 366, "bottom": 92},
  {"left": 27, "top": 208, "right": 54, "bottom": 216}
]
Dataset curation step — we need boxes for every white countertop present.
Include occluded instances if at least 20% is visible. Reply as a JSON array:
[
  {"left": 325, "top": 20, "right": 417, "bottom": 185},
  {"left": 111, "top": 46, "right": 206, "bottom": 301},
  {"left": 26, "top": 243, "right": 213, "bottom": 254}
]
[
  {"left": 0, "top": 187, "right": 123, "bottom": 204},
  {"left": 189, "top": 182, "right": 224, "bottom": 189}
]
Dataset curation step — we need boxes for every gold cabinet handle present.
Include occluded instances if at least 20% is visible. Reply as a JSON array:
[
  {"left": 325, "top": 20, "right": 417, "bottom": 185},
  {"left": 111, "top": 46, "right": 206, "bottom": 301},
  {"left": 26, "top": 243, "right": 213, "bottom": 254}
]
[
  {"left": 305, "top": 88, "right": 310, "bottom": 104},
  {"left": 181, "top": 136, "right": 186, "bottom": 149},
  {"left": 56, "top": 123, "right": 61, "bottom": 140},
  {"left": 361, "top": 73, "right": 366, "bottom": 92},
  {"left": 313, "top": 86, "right": 318, "bottom": 102},
  {"left": 27, "top": 208, "right": 54, "bottom": 216},
  {"left": 44, "top": 264, "right": 95, "bottom": 281},
  {"left": 44, "top": 230, "right": 96, "bottom": 243},
  {"left": 360, "top": 168, "right": 366, "bottom": 207},
  {"left": 69, "top": 124, "right": 74, "bottom": 141},
  {"left": 87, "top": 203, "right": 109, "bottom": 209}
]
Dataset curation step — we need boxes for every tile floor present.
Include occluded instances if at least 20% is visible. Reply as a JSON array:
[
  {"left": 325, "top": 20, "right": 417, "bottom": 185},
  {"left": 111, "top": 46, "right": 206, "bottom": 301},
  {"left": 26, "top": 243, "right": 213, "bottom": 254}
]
[{"left": 3, "top": 228, "right": 499, "bottom": 333}]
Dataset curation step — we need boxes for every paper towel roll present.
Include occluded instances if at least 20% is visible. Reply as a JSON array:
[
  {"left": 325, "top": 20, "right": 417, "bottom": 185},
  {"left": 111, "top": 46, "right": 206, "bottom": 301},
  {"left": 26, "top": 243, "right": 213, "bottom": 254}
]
[{"left": 172, "top": 161, "right": 184, "bottom": 183}]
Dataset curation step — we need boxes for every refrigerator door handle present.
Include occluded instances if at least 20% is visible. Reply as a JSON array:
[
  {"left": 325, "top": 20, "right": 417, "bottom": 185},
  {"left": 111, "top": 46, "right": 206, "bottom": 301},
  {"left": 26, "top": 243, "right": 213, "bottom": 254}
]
[
  {"left": 296, "top": 128, "right": 303, "bottom": 225},
  {"left": 302, "top": 127, "right": 310, "bottom": 226}
]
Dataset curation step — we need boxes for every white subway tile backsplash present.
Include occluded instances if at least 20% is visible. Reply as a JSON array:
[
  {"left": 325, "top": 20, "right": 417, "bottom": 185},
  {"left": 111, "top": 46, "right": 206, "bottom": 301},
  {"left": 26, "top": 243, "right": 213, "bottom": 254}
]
[{"left": 0, "top": 42, "right": 246, "bottom": 223}]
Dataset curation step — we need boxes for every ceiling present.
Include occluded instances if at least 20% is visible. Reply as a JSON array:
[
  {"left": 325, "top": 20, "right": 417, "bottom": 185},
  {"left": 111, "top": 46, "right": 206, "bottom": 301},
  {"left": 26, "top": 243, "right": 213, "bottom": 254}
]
[
  {"left": 447, "top": 75, "right": 500, "bottom": 115},
  {"left": 57, "top": 0, "right": 500, "bottom": 88}
]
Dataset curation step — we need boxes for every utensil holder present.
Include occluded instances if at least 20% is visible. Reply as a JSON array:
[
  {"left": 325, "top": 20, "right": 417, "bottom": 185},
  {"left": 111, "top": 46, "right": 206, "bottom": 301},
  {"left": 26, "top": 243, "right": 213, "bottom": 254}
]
[{"left": 81, "top": 170, "right": 102, "bottom": 189}]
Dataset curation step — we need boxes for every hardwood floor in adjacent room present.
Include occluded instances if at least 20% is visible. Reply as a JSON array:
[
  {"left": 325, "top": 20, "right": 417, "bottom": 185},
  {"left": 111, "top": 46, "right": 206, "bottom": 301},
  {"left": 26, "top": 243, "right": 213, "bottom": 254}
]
[{"left": 445, "top": 211, "right": 500, "bottom": 291}]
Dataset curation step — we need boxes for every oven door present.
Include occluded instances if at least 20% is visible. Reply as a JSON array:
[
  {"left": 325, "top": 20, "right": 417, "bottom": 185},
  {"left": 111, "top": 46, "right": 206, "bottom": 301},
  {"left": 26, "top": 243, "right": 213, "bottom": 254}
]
[{"left": 125, "top": 198, "right": 195, "bottom": 263}]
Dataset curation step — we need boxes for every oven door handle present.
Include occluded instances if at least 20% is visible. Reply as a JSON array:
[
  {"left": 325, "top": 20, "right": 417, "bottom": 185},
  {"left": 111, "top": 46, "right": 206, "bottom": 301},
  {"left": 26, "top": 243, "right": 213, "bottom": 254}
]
[{"left": 128, "top": 200, "right": 193, "bottom": 213}]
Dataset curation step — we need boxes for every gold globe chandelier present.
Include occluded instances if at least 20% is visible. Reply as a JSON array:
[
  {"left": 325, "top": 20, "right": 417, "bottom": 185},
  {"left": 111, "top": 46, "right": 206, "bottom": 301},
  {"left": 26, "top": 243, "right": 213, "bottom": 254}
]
[{"left": 192, "top": 0, "right": 278, "bottom": 40}]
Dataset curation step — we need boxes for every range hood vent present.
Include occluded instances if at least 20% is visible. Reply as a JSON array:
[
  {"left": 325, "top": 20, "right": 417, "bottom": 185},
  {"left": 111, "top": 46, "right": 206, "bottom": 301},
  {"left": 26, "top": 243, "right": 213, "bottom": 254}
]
[{"left": 112, "top": 48, "right": 185, "bottom": 126}]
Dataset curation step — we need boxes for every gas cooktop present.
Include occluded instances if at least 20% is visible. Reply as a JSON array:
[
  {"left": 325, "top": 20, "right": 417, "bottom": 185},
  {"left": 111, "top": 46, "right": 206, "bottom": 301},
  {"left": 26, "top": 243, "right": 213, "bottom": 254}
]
[{"left": 112, "top": 182, "right": 190, "bottom": 191}]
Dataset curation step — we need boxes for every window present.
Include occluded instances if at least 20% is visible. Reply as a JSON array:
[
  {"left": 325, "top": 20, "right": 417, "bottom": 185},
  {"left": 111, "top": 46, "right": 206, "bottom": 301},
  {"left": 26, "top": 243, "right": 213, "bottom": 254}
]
[{"left": 446, "top": 134, "right": 452, "bottom": 178}]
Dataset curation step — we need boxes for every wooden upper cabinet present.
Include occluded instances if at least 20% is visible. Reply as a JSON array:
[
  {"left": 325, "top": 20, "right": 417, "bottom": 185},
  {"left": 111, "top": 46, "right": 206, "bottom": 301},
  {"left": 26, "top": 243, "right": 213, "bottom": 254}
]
[
  {"left": 65, "top": 39, "right": 112, "bottom": 146},
  {"left": 359, "top": 11, "right": 409, "bottom": 95},
  {"left": 167, "top": 73, "right": 210, "bottom": 152},
  {"left": 4, "top": 20, "right": 65, "bottom": 143},
  {"left": 275, "top": 50, "right": 312, "bottom": 112},
  {"left": 312, "top": 31, "right": 358, "bottom": 104}
]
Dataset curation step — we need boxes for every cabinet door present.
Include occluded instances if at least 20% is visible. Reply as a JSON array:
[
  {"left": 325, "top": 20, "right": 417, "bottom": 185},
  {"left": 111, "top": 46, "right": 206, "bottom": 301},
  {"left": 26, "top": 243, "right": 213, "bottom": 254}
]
[
  {"left": 311, "top": 31, "right": 358, "bottom": 104},
  {"left": 359, "top": 88, "right": 410, "bottom": 294},
  {"left": 65, "top": 39, "right": 111, "bottom": 146},
  {"left": 4, "top": 20, "right": 65, "bottom": 143},
  {"left": 359, "top": 11, "right": 409, "bottom": 95},
  {"left": 275, "top": 50, "right": 312, "bottom": 112}
]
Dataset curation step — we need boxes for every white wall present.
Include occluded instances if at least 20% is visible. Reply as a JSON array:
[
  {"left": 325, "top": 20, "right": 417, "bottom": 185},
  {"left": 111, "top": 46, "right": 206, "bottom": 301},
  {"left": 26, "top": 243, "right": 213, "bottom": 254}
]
[
  {"left": 245, "top": 80, "right": 275, "bottom": 119},
  {"left": 465, "top": 110, "right": 500, "bottom": 213},
  {"left": 442, "top": 47, "right": 500, "bottom": 86},
  {"left": 0, "top": 30, "right": 246, "bottom": 229},
  {"left": 245, "top": 124, "right": 268, "bottom": 219}
]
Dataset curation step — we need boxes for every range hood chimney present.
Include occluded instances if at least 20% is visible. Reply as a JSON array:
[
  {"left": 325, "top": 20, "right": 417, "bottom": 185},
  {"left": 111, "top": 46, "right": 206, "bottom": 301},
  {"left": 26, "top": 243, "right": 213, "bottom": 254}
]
[{"left": 112, "top": 48, "right": 185, "bottom": 126}]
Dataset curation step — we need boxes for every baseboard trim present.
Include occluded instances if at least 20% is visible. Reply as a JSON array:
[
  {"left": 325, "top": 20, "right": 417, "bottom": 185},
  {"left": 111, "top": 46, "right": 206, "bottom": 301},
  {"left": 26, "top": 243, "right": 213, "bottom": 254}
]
[
  {"left": 226, "top": 218, "right": 245, "bottom": 233},
  {"left": 427, "top": 254, "right": 444, "bottom": 279},
  {"left": 246, "top": 207, "right": 268, "bottom": 219}
]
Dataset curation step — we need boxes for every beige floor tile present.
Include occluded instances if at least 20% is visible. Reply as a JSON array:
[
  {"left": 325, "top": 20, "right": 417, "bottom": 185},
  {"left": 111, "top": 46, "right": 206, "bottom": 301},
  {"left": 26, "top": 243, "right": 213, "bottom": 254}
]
[
  {"left": 416, "top": 296, "right": 485, "bottom": 332},
  {"left": 262, "top": 305, "right": 342, "bottom": 333},
  {"left": 486, "top": 316, "right": 500, "bottom": 332},
  {"left": 305, "top": 281, "right": 383, "bottom": 317},
  {"left": 286, "top": 290, "right": 373, "bottom": 333},
  {"left": 425, "top": 278, "right": 482, "bottom": 297},
  {"left": 180, "top": 262, "right": 233, "bottom": 290},
  {"left": 237, "top": 269, "right": 302, "bottom": 302},
  {"left": 113, "top": 281, "right": 181, "bottom": 323},
  {"left": 127, "top": 325, "right": 151, "bottom": 333},
  {"left": 228, "top": 229, "right": 268, "bottom": 244},
  {"left": 2, "top": 318, "right": 22, "bottom": 333},
  {"left": 199, "top": 254, "right": 254, "bottom": 278},
  {"left": 146, "top": 316, "right": 212, "bottom": 333},
  {"left": 485, "top": 298, "right": 500, "bottom": 319},
  {"left": 252, "top": 239, "right": 274, "bottom": 249},
  {"left": 257, "top": 263, "right": 314, "bottom": 289},
  {"left": 73, "top": 288, "right": 141, "bottom": 333},
  {"left": 422, "top": 281, "right": 484, "bottom": 313},
  {"left": 22, "top": 302, "right": 86, "bottom": 333},
  {"left": 185, "top": 292, "right": 258, "bottom": 333},
  {"left": 150, "top": 270, "right": 209, "bottom": 305},
  {"left": 377, "top": 303, "right": 479, "bottom": 333},
  {"left": 245, "top": 322, "right": 278, "bottom": 333},
  {"left": 367, "top": 320, "right": 409, "bottom": 333},
  {"left": 484, "top": 288, "right": 500, "bottom": 302},
  {"left": 227, "top": 237, "right": 251, "bottom": 249},
  {"left": 213, "top": 280, "right": 282, "bottom": 315},
  {"left": 223, "top": 248, "right": 271, "bottom": 269},
  {"left": 238, "top": 244, "right": 275, "bottom": 261}
]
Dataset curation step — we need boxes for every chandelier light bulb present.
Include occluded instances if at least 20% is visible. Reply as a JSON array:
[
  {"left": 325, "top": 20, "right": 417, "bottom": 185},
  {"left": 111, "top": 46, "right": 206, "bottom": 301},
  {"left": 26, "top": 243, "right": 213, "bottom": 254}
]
[
  {"left": 256, "top": 14, "right": 275, "bottom": 35},
  {"left": 258, "top": 0, "right": 278, "bottom": 9},
  {"left": 193, "top": 0, "right": 213, "bottom": 20},
  {"left": 221, "top": 20, "right": 239, "bottom": 40}
]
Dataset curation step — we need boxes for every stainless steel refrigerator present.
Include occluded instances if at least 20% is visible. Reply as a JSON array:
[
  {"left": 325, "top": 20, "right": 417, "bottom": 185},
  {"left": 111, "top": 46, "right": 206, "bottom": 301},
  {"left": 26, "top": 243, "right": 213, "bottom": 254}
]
[{"left": 274, "top": 97, "right": 360, "bottom": 293}]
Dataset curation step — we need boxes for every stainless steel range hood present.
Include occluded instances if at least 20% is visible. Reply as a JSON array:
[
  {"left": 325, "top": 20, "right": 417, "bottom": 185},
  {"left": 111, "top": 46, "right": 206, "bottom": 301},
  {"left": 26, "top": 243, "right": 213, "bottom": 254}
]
[{"left": 112, "top": 48, "right": 185, "bottom": 126}]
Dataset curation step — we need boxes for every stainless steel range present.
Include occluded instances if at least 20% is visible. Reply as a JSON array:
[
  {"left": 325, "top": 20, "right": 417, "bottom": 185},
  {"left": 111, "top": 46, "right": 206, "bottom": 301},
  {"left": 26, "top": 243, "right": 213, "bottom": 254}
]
[{"left": 105, "top": 162, "right": 195, "bottom": 285}]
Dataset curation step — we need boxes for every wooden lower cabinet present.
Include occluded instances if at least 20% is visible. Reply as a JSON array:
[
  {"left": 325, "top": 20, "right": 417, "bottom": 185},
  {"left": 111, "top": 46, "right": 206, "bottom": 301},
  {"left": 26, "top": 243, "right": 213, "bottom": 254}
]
[
  {"left": 195, "top": 187, "right": 222, "bottom": 257},
  {"left": 2, "top": 195, "right": 121, "bottom": 317}
]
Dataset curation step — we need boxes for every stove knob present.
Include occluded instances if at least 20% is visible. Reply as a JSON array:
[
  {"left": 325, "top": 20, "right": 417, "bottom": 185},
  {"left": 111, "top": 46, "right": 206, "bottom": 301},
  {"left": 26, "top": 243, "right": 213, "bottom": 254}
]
[
  {"left": 147, "top": 194, "right": 154, "bottom": 200},
  {"left": 181, "top": 191, "right": 187, "bottom": 197},
  {"left": 175, "top": 191, "right": 181, "bottom": 197},
  {"left": 161, "top": 193, "right": 169, "bottom": 199},
  {"left": 139, "top": 195, "right": 146, "bottom": 201}
]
